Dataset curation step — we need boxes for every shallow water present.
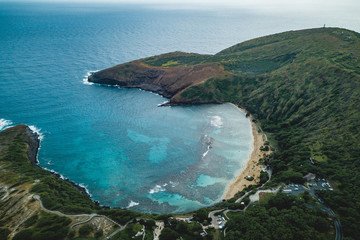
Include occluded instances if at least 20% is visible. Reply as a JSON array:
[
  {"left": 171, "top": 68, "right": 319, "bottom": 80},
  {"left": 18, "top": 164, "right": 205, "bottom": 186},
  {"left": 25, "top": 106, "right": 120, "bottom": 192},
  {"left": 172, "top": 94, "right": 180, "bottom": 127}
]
[{"left": 1, "top": 2, "right": 356, "bottom": 213}]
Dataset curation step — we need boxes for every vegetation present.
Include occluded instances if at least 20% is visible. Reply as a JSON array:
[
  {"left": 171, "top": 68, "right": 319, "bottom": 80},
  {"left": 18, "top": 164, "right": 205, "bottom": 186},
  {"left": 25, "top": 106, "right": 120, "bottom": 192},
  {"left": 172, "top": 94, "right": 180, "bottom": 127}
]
[
  {"left": 78, "top": 224, "right": 93, "bottom": 237},
  {"left": 225, "top": 193, "right": 333, "bottom": 240},
  {"left": 96, "top": 209, "right": 141, "bottom": 225},
  {"left": 1, "top": 27, "right": 360, "bottom": 239},
  {"left": 259, "top": 170, "right": 269, "bottom": 184},
  {"left": 0, "top": 125, "right": 144, "bottom": 239},
  {"left": 0, "top": 126, "right": 100, "bottom": 214},
  {"left": 13, "top": 212, "right": 71, "bottom": 240},
  {"left": 0, "top": 228, "right": 11, "bottom": 240},
  {"left": 143, "top": 52, "right": 210, "bottom": 67},
  {"left": 172, "top": 28, "right": 360, "bottom": 239},
  {"left": 159, "top": 218, "right": 204, "bottom": 240}
]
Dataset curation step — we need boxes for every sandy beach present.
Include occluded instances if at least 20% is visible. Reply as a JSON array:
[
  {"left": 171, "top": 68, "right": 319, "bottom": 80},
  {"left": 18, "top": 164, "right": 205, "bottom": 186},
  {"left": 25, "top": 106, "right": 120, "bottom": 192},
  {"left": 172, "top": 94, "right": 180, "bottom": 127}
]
[{"left": 223, "top": 104, "right": 269, "bottom": 199}]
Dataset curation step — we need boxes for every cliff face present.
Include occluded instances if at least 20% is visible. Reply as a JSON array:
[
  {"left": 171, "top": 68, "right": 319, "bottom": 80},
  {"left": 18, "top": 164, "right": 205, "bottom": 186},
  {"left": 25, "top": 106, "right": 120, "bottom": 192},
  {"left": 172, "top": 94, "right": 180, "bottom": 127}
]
[
  {"left": 89, "top": 28, "right": 360, "bottom": 107},
  {"left": 0, "top": 125, "right": 41, "bottom": 239},
  {"left": 24, "top": 126, "right": 40, "bottom": 165},
  {"left": 88, "top": 60, "right": 228, "bottom": 104},
  {"left": 88, "top": 27, "right": 360, "bottom": 238},
  {"left": 0, "top": 126, "right": 120, "bottom": 240}
]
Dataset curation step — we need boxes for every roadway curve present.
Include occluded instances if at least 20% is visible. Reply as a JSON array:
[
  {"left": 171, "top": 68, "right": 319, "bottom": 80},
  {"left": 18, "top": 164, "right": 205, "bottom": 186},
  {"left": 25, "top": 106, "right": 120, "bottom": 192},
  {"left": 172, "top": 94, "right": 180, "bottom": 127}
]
[
  {"left": 208, "top": 209, "right": 225, "bottom": 229},
  {"left": 32, "top": 194, "right": 129, "bottom": 240}
]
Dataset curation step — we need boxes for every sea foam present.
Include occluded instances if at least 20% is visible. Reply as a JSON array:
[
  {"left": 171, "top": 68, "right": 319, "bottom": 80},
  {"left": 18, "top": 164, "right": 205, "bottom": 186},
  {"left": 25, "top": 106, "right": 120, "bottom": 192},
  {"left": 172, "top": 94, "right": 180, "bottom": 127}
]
[
  {"left": 149, "top": 184, "right": 166, "bottom": 194},
  {"left": 210, "top": 116, "right": 223, "bottom": 128},
  {"left": 202, "top": 145, "right": 210, "bottom": 158},
  {"left": 29, "top": 125, "right": 44, "bottom": 141},
  {"left": 82, "top": 70, "right": 99, "bottom": 85},
  {"left": 0, "top": 118, "right": 13, "bottom": 131},
  {"left": 127, "top": 200, "right": 139, "bottom": 208}
]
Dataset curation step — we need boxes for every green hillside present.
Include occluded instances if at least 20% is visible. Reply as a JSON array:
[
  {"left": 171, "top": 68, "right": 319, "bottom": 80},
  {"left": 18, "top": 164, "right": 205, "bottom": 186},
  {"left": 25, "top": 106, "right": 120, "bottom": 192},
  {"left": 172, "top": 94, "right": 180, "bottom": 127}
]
[
  {"left": 176, "top": 27, "right": 360, "bottom": 239},
  {"left": 114, "top": 27, "right": 360, "bottom": 239},
  {"left": 2, "top": 27, "right": 359, "bottom": 239}
]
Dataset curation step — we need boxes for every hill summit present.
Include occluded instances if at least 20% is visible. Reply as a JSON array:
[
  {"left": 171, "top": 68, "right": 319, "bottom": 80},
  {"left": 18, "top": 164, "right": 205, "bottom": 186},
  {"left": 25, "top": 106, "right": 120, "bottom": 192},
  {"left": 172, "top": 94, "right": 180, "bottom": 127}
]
[{"left": 90, "top": 27, "right": 360, "bottom": 238}]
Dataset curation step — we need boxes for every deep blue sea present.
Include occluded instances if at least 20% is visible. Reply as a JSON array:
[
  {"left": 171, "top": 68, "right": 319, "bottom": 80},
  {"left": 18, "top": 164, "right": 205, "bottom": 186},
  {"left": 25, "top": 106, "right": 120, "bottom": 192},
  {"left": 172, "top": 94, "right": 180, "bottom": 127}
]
[{"left": 0, "top": 2, "right": 358, "bottom": 213}]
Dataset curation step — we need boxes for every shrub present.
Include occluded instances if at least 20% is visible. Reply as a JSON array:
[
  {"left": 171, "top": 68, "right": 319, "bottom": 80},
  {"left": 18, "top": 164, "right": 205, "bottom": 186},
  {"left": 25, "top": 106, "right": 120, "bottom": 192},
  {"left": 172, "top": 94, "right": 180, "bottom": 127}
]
[{"left": 79, "top": 224, "right": 93, "bottom": 237}]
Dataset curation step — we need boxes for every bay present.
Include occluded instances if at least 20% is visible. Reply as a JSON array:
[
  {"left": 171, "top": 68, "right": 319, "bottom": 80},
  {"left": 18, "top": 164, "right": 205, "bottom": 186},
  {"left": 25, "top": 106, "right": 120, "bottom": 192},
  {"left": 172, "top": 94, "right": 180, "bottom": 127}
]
[{"left": 0, "top": 2, "right": 357, "bottom": 213}]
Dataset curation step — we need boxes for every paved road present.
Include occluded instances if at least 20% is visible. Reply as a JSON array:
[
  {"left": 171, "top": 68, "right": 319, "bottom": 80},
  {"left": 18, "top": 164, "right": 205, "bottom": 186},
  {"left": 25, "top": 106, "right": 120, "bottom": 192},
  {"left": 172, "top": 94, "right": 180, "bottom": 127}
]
[
  {"left": 102, "top": 220, "right": 132, "bottom": 240},
  {"left": 33, "top": 195, "right": 92, "bottom": 218},
  {"left": 334, "top": 219, "right": 343, "bottom": 240},
  {"left": 223, "top": 209, "right": 242, "bottom": 220},
  {"left": 321, "top": 206, "right": 343, "bottom": 240},
  {"left": 283, "top": 186, "right": 343, "bottom": 240},
  {"left": 70, "top": 214, "right": 97, "bottom": 229},
  {"left": 249, "top": 186, "right": 280, "bottom": 203},
  {"left": 33, "top": 194, "right": 129, "bottom": 240},
  {"left": 208, "top": 209, "right": 225, "bottom": 229},
  {"left": 235, "top": 167, "right": 273, "bottom": 204}
]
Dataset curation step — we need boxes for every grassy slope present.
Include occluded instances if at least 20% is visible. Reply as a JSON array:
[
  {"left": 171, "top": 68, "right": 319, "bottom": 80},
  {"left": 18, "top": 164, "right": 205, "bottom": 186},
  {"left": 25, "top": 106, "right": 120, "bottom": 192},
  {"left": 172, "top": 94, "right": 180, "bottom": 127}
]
[
  {"left": 0, "top": 125, "right": 100, "bottom": 214},
  {"left": 177, "top": 27, "right": 360, "bottom": 239},
  {"left": 90, "top": 27, "right": 360, "bottom": 239},
  {"left": 140, "top": 27, "right": 360, "bottom": 239},
  {"left": 0, "top": 126, "right": 73, "bottom": 239},
  {"left": 1, "top": 27, "right": 359, "bottom": 239},
  {"left": 0, "top": 125, "right": 143, "bottom": 239}
]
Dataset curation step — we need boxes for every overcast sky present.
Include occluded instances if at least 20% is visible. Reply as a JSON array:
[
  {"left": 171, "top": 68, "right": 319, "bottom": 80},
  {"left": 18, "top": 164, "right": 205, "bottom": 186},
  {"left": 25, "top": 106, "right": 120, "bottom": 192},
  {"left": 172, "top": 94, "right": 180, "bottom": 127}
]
[
  {"left": 3, "top": 0, "right": 359, "bottom": 20},
  {"left": 3, "top": 0, "right": 359, "bottom": 9}
]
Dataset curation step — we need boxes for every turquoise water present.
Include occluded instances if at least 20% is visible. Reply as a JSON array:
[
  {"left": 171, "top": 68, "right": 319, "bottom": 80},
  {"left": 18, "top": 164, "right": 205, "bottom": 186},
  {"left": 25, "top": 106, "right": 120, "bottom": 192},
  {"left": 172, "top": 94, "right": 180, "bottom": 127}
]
[{"left": 1, "top": 2, "right": 356, "bottom": 213}]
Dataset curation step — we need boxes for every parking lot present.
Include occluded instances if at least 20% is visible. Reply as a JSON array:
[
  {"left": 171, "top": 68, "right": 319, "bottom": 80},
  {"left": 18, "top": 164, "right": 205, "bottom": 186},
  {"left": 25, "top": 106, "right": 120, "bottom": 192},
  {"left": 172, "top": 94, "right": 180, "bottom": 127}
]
[
  {"left": 309, "top": 179, "right": 333, "bottom": 191},
  {"left": 282, "top": 179, "right": 333, "bottom": 201},
  {"left": 283, "top": 184, "right": 307, "bottom": 196},
  {"left": 216, "top": 215, "right": 226, "bottom": 229}
]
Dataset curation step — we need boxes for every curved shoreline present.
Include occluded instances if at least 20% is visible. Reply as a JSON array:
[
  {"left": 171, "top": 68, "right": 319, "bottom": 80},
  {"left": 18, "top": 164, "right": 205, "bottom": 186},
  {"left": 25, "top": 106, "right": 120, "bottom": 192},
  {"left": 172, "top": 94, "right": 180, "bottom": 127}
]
[
  {"left": 223, "top": 104, "right": 267, "bottom": 200},
  {"left": 87, "top": 75, "right": 268, "bottom": 204}
]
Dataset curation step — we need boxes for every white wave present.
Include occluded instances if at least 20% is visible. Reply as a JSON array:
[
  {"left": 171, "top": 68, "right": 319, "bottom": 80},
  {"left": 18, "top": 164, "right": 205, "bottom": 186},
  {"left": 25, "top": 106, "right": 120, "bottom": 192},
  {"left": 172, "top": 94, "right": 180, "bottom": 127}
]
[
  {"left": 29, "top": 125, "right": 44, "bottom": 141},
  {"left": 202, "top": 145, "right": 210, "bottom": 158},
  {"left": 39, "top": 165, "right": 93, "bottom": 198},
  {"left": 210, "top": 115, "right": 223, "bottom": 128},
  {"left": 157, "top": 101, "right": 169, "bottom": 106},
  {"left": 127, "top": 200, "right": 139, "bottom": 208},
  {"left": 41, "top": 167, "right": 67, "bottom": 181},
  {"left": 82, "top": 70, "right": 99, "bottom": 85},
  {"left": 0, "top": 118, "right": 13, "bottom": 131},
  {"left": 149, "top": 184, "right": 166, "bottom": 194},
  {"left": 139, "top": 88, "right": 160, "bottom": 96},
  {"left": 78, "top": 183, "right": 92, "bottom": 197},
  {"left": 169, "top": 181, "right": 178, "bottom": 188}
]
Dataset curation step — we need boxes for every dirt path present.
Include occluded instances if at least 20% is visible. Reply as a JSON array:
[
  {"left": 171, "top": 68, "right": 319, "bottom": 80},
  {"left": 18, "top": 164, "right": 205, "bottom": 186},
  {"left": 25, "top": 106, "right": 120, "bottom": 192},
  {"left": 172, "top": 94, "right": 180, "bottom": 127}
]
[{"left": 248, "top": 186, "right": 281, "bottom": 203}]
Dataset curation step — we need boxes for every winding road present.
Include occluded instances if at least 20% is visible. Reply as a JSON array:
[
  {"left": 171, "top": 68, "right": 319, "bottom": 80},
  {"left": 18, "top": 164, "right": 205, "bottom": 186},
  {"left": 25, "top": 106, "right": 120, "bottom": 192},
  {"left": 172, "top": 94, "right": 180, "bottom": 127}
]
[{"left": 32, "top": 194, "right": 129, "bottom": 240}]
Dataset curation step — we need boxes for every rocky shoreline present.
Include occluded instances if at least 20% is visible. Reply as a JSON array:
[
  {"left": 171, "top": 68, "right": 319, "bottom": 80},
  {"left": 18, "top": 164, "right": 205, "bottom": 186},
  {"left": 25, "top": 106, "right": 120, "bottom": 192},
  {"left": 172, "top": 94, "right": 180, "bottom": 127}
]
[
  {"left": 24, "top": 125, "right": 40, "bottom": 165},
  {"left": 23, "top": 125, "right": 94, "bottom": 201},
  {"left": 87, "top": 60, "right": 227, "bottom": 105}
]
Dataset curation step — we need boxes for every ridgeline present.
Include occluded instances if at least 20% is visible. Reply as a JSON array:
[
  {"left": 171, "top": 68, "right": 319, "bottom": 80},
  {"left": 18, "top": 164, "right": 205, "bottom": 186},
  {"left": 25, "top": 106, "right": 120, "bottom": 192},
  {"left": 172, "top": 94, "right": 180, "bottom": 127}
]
[
  {"left": 1, "top": 27, "right": 359, "bottom": 239},
  {"left": 90, "top": 27, "right": 360, "bottom": 239}
]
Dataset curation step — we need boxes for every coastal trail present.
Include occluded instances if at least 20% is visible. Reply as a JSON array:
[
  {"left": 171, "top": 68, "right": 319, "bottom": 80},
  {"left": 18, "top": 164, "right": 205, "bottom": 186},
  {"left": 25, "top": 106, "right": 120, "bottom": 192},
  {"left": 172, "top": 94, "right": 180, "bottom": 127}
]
[{"left": 32, "top": 194, "right": 129, "bottom": 239}]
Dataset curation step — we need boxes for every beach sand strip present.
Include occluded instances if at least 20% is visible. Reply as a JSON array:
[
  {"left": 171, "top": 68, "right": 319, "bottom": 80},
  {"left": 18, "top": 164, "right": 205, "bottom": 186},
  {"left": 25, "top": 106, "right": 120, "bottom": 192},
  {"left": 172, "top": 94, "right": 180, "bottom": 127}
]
[{"left": 224, "top": 105, "right": 270, "bottom": 199}]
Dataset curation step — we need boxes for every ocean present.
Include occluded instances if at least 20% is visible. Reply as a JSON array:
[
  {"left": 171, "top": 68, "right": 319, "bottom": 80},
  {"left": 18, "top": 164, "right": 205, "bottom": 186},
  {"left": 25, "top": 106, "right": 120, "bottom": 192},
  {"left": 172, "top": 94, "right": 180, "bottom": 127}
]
[{"left": 0, "top": 2, "right": 357, "bottom": 213}]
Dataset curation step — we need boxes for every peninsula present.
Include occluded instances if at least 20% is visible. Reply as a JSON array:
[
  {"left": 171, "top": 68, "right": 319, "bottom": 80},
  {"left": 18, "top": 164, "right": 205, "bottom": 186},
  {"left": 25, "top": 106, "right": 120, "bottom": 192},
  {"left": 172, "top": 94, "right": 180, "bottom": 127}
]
[
  {"left": 1, "top": 27, "right": 359, "bottom": 240},
  {"left": 88, "top": 27, "right": 360, "bottom": 239}
]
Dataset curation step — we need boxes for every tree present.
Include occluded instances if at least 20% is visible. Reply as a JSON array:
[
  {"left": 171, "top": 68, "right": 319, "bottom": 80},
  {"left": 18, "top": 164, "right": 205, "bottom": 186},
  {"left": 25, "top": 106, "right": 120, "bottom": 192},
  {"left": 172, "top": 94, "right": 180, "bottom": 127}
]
[
  {"left": 159, "top": 227, "right": 179, "bottom": 240},
  {"left": 79, "top": 224, "right": 93, "bottom": 237}
]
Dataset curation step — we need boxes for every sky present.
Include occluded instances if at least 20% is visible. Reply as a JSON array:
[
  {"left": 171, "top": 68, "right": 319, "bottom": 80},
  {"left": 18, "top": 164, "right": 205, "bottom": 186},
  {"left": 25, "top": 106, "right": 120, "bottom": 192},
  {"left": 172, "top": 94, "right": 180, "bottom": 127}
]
[
  {"left": 2, "top": 0, "right": 359, "bottom": 29},
  {"left": 3, "top": 0, "right": 359, "bottom": 9}
]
